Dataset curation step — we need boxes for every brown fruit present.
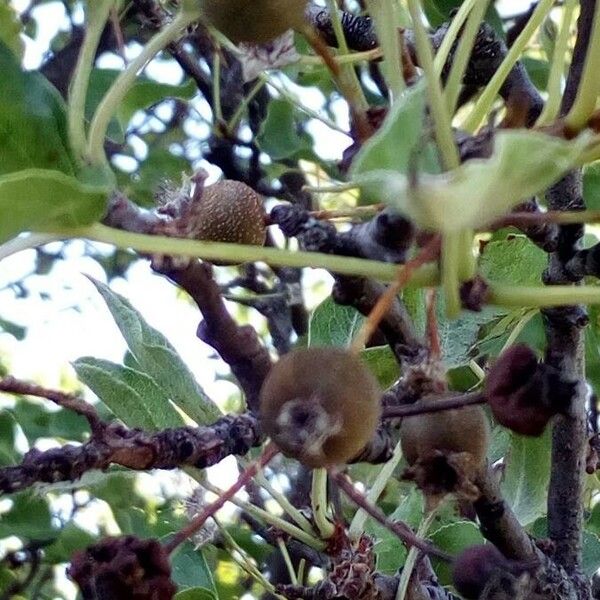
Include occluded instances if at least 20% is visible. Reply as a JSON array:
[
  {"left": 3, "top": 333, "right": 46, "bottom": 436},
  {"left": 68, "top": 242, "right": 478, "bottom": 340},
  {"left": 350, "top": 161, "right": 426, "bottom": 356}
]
[
  {"left": 452, "top": 544, "right": 539, "bottom": 599},
  {"left": 484, "top": 344, "right": 577, "bottom": 437},
  {"left": 259, "top": 347, "right": 381, "bottom": 468},
  {"left": 194, "top": 180, "right": 266, "bottom": 246},
  {"left": 400, "top": 398, "right": 489, "bottom": 469},
  {"left": 201, "top": 0, "right": 308, "bottom": 45},
  {"left": 68, "top": 536, "right": 176, "bottom": 600}
]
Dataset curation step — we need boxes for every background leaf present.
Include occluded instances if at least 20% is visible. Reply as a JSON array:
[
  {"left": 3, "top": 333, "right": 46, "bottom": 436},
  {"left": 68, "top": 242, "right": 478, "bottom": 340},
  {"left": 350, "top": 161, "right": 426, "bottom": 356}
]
[
  {"left": 308, "top": 296, "right": 364, "bottom": 347},
  {"left": 0, "top": 42, "right": 74, "bottom": 175},
  {"left": 502, "top": 428, "right": 552, "bottom": 526},
  {"left": 73, "top": 357, "right": 185, "bottom": 430},
  {"left": 0, "top": 169, "right": 108, "bottom": 243},
  {"left": 89, "top": 278, "right": 220, "bottom": 424}
]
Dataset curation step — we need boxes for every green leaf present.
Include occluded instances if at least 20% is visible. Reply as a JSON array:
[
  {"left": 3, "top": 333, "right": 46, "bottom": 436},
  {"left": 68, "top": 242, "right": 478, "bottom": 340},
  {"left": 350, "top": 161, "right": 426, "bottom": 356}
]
[
  {"left": 170, "top": 542, "right": 217, "bottom": 593},
  {"left": 583, "top": 530, "right": 600, "bottom": 577},
  {"left": 429, "top": 521, "right": 485, "bottom": 585},
  {"left": 437, "top": 294, "right": 501, "bottom": 368},
  {"left": 0, "top": 491, "right": 55, "bottom": 539},
  {"left": 354, "top": 130, "right": 591, "bottom": 232},
  {"left": 502, "top": 427, "right": 551, "bottom": 526},
  {"left": 0, "top": 169, "right": 108, "bottom": 243},
  {"left": 351, "top": 83, "right": 434, "bottom": 204},
  {"left": 0, "top": 316, "right": 25, "bottom": 340},
  {"left": 521, "top": 57, "right": 550, "bottom": 91},
  {"left": 89, "top": 278, "right": 220, "bottom": 424},
  {"left": 583, "top": 161, "right": 600, "bottom": 211},
  {"left": 73, "top": 357, "right": 185, "bottom": 430},
  {"left": 0, "top": 413, "right": 18, "bottom": 466},
  {"left": 364, "top": 489, "right": 423, "bottom": 575},
  {"left": 422, "top": 0, "right": 504, "bottom": 35},
  {"left": 0, "top": 5, "right": 24, "bottom": 59},
  {"left": 0, "top": 42, "right": 75, "bottom": 175},
  {"left": 479, "top": 236, "right": 547, "bottom": 285},
  {"left": 308, "top": 297, "right": 364, "bottom": 347},
  {"left": 12, "top": 398, "right": 89, "bottom": 443},
  {"left": 256, "top": 99, "right": 311, "bottom": 160},
  {"left": 361, "top": 347, "right": 400, "bottom": 388},
  {"left": 44, "top": 522, "right": 97, "bottom": 564}
]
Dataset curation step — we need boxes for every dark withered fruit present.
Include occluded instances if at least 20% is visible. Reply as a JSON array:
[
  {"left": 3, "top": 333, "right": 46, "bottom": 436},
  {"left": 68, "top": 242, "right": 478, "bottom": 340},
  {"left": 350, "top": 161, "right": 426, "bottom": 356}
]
[
  {"left": 68, "top": 535, "right": 176, "bottom": 600},
  {"left": 259, "top": 347, "right": 381, "bottom": 468},
  {"left": 452, "top": 544, "right": 538, "bottom": 599},
  {"left": 484, "top": 344, "right": 578, "bottom": 436}
]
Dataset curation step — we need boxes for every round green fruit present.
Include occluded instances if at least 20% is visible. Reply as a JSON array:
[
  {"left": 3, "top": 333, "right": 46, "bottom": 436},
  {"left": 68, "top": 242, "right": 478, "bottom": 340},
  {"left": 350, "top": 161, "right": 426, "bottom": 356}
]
[
  {"left": 200, "top": 0, "right": 308, "bottom": 45},
  {"left": 259, "top": 347, "right": 381, "bottom": 468}
]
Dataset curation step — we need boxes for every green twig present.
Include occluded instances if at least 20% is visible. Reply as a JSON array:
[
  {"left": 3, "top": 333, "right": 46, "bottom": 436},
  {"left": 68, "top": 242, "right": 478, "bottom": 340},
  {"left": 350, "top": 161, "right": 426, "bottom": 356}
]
[
  {"left": 462, "top": 0, "right": 555, "bottom": 132},
  {"left": 311, "top": 468, "right": 334, "bottom": 539},
  {"left": 564, "top": 1, "right": 600, "bottom": 131},
  {"left": 444, "top": 0, "right": 490, "bottom": 115},
  {"left": 364, "top": 0, "right": 405, "bottom": 99},
  {"left": 87, "top": 9, "right": 199, "bottom": 165},
  {"left": 348, "top": 440, "right": 404, "bottom": 539},
  {"left": 536, "top": 0, "right": 578, "bottom": 126},
  {"left": 68, "top": 1, "right": 117, "bottom": 163}
]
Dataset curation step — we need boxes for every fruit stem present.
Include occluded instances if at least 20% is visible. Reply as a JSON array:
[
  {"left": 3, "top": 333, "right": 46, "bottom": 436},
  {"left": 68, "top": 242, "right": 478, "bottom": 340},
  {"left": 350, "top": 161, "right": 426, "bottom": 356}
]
[
  {"left": 331, "top": 470, "right": 453, "bottom": 561},
  {"left": 535, "top": 0, "right": 578, "bottom": 126},
  {"left": 462, "top": 0, "right": 554, "bottom": 133},
  {"left": 241, "top": 458, "right": 316, "bottom": 534},
  {"left": 38, "top": 223, "right": 440, "bottom": 285},
  {"left": 406, "top": 0, "right": 460, "bottom": 171},
  {"left": 395, "top": 505, "right": 442, "bottom": 600},
  {"left": 363, "top": 0, "right": 406, "bottom": 100},
  {"left": 212, "top": 49, "right": 223, "bottom": 124},
  {"left": 87, "top": 8, "right": 199, "bottom": 166},
  {"left": 200, "top": 479, "right": 326, "bottom": 550},
  {"left": 225, "top": 77, "right": 266, "bottom": 133},
  {"left": 347, "top": 440, "right": 404, "bottom": 540},
  {"left": 444, "top": 0, "right": 490, "bottom": 116},
  {"left": 311, "top": 468, "right": 335, "bottom": 539},
  {"left": 165, "top": 442, "right": 279, "bottom": 553},
  {"left": 277, "top": 538, "right": 299, "bottom": 586},
  {"left": 381, "top": 391, "right": 486, "bottom": 419},
  {"left": 564, "top": 0, "right": 600, "bottom": 132},
  {"left": 488, "top": 283, "right": 600, "bottom": 308},
  {"left": 433, "top": 0, "right": 479, "bottom": 77},
  {"left": 68, "top": 0, "right": 117, "bottom": 164}
]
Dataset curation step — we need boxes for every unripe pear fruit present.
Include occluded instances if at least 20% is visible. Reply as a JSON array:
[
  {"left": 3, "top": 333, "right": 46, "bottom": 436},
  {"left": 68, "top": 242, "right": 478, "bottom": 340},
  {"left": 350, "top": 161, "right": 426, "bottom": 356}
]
[
  {"left": 259, "top": 347, "right": 381, "bottom": 468},
  {"left": 200, "top": 0, "right": 308, "bottom": 45},
  {"left": 400, "top": 399, "right": 489, "bottom": 469},
  {"left": 194, "top": 180, "right": 266, "bottom": 246}
]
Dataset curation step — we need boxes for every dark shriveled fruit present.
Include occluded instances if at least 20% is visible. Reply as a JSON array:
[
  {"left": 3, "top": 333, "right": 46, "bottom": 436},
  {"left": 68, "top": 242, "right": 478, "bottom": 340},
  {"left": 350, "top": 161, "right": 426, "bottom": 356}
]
[
  {"left": 452, "top": 544, "right": 539, "bottom": 599},
  {"left": 201, "top": 0, "right": 308, "bottom": 45},
  {"left": 484, "top": 344, "right": 578, "bottom": 436},
  {"left": 68, "top": 535, "right": 176, "bottom": 600},
  {"left": 259, "top": 347, "right": 381, "bottom": 468}
]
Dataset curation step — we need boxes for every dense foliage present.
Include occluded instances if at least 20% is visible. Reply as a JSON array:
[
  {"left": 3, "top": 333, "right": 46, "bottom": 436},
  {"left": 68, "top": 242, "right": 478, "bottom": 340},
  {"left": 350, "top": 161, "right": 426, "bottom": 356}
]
[{"left": 3, "top": 0, "right": 600, "bottom": 598}]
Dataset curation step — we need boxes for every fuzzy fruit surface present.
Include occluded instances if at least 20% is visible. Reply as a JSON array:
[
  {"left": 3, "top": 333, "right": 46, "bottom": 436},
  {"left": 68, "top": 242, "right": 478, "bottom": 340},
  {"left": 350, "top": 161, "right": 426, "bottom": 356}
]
[
  {"left": 259, "top": 347, "right": 381, "bottom": 468},
  {"left": 195, "top": 180, "right": 266, "bottom": 246},
  {"left": 201, "top": 0, "right": 308, "bottom": 45},
  {"left": 400, "top": 397, "right": 489, "bottom": 468}
]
